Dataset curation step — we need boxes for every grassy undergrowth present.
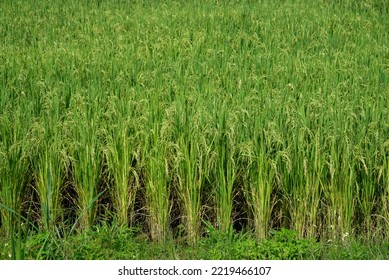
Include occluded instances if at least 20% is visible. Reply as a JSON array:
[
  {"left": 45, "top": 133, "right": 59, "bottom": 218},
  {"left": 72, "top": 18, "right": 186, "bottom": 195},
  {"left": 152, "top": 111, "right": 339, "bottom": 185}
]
[{"left": 0, "top": 226, "right": 387, "bottom": 260}]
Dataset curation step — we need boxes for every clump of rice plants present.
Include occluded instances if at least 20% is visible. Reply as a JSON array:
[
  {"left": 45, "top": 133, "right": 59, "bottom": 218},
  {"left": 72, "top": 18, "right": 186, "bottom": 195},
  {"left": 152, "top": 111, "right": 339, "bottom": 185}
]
[
  {"left": 102, "top": 95, "right": 141, "bottom": 227},
  {"left": 0, "top": 105, "right": 32, "bottom": 238},
  {"left": 66, "top": 91, "right": 104, "bottom": 230},
  {"left": 32, "top": 90, "right": 68, "bottom": 232},
  {"left": 142, "top": 93, "right": 173, "bottom": 242},
  {"left": 172, "top": 96, "right": 211, "bottom": 244}
]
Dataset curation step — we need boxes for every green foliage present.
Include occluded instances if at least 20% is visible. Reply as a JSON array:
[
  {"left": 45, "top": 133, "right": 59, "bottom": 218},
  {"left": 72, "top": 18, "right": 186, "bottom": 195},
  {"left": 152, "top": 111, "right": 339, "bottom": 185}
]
[
  {"left": 0, "top": 0, "right": 388, "bottom": 246},
  {"left": 257, "top": 229, "right": 318, "bottom": 260},
  {"left": 3, "top": 226, "right": 387, "bottom": 260},
  {"left": 199, "top": 227, "right": 318, "bottom": 260}
]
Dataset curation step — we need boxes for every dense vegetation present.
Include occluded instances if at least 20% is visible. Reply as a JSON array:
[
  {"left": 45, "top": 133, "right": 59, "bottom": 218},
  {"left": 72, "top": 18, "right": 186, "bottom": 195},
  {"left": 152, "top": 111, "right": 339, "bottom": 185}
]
[
  {"left": 0, "top": 0, "right": 388, "bottom": 258},
  {"left": 1, "top": 225, "right": 388, "bottom": 260}
]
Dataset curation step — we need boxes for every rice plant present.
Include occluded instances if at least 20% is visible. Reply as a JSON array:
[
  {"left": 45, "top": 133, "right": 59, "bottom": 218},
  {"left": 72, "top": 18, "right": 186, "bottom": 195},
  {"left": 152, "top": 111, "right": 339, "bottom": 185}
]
[
  {"left": 103, "top": 95, "right": 141, "bottom": 227},
  {"left": 142, "top": 93, "right": 173, "bottom": 242},
  {"left": 66, "top": 91, "right": 104, "bottom": 230},
  {"left": 212, "top": 103, "right": 238, "bottom": 234},
  {"left": 0, "top": 107, "right": 31, "bottom": 238},
  {"left": 173, "top": 97, "right": 210, "bottom": 244},
  {"left": 32, "top": 90, "right": 68, "bottom": 232},
  {"left": 243, "top": 128, "right": 276, "bottom": 240}
]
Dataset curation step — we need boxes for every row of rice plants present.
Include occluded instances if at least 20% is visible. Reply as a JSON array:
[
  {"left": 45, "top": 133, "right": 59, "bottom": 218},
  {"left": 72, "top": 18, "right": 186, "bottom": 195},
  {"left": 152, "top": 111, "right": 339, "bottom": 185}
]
[{"left": 1, "top": 0, "right": 388, "bottom": 244}]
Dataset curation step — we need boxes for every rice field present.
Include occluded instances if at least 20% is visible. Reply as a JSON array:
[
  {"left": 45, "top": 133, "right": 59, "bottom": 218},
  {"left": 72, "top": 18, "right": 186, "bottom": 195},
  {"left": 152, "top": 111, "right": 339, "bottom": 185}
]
[{"left": 0, "top": 0, "right": 389, "bottom": 246}]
